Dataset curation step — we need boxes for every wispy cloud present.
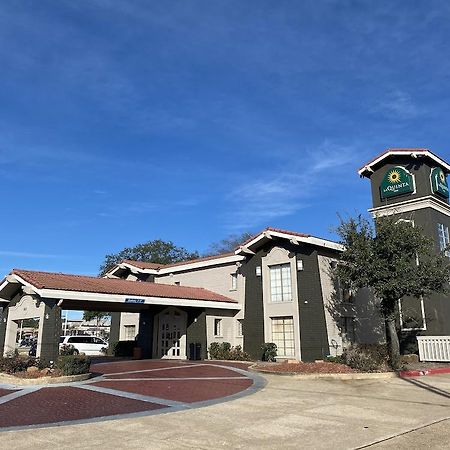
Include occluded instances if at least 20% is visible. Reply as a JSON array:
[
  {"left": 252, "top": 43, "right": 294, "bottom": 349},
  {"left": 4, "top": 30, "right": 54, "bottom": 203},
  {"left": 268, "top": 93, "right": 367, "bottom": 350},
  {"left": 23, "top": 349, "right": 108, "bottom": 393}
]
[
  {"left": 224, "top": 141, "right": 361, "bottom": 230},
  {"left": 374, "top": 90, "right": 420, "bottom": 120},
  {"left": 0, "top": 251, "right": 64, "bottom": 259}
]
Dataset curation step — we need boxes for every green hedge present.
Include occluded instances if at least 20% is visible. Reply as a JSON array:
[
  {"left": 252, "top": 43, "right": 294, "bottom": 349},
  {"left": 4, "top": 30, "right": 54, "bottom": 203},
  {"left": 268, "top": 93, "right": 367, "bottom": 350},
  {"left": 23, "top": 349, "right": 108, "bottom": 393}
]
[
  {"left": 56, "top": 355, "right": 91, "bottom": 375},
  {"left": 208, "top": 342, "right": 250, "bottom": 361}
]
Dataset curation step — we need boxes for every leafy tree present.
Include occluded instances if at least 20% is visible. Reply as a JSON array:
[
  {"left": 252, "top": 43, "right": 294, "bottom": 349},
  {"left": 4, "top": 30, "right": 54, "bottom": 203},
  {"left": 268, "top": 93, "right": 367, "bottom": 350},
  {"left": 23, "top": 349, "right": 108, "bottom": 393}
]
[
  {"left": 205, "top": 232, "right": 253, "bottom": 256},
  {"left": 335, "top": 214, "right": 450, "bottom": 368},
  {"left": 99, "top": 239, "right": 199, "bottom": 275},
  {"left": 82, "top": 311, "right": 110, "bottom": 328}
]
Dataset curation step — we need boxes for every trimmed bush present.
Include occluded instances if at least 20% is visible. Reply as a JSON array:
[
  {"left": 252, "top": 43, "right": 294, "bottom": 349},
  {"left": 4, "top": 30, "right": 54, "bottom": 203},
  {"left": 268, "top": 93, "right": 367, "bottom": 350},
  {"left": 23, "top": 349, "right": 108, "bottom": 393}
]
[
  {"left": 0, "top": 356, "right": 44, "bottom": 374},
  {"left": 324, "top": 355, "right": 345, "bottom": 364},
  {"left": 113, "top": 340, "right": 136, "bottom": 357},
  {"left": 56, "top": 355, "right": 91, "bottom": 375},
  {"left": 59, "top": 344, "right": 77, "bottom": 356},
  {"left": 261, "top": 343, "right": 277, "bottom": 362},
  {"left": 342, "top": 344, "right": 390, "bottom": 372},
  {"left": 208, "top": 342, "right": 250, "bottom": 361}
]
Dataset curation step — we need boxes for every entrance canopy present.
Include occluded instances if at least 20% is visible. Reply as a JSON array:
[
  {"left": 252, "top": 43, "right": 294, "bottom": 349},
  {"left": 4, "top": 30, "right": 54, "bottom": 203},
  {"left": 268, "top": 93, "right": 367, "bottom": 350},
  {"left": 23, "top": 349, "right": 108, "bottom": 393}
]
[{"left": 0, "top": 269, "right": 240, "bottom": 312}]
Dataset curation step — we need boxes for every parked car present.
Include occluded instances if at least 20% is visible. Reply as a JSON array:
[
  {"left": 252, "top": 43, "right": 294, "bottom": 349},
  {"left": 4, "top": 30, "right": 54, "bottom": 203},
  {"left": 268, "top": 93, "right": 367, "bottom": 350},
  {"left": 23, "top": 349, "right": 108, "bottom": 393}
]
[{"left": 59, "top": 336, "right": 108, "bottom": 356}]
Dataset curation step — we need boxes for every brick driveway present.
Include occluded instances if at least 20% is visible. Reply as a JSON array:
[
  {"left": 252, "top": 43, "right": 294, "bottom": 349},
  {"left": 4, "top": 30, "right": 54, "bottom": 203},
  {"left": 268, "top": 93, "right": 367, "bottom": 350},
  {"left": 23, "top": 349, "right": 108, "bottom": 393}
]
[{"left": 0, "top": 360, "right": 263, "bottom": 431}]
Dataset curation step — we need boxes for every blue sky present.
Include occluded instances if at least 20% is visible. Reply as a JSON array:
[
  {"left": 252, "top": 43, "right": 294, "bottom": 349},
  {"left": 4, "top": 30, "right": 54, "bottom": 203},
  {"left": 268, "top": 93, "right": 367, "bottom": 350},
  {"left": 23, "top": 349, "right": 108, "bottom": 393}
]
[{"left": 2, "top": 0, "right": 450, "bottom": 282}]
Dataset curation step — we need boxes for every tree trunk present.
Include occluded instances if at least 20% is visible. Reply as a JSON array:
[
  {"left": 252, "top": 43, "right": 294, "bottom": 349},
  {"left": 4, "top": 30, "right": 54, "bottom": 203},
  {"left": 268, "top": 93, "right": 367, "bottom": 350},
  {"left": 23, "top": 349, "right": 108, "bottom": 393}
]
[{"left": 385, "top": 315, "right": 400, "bottom": 369}]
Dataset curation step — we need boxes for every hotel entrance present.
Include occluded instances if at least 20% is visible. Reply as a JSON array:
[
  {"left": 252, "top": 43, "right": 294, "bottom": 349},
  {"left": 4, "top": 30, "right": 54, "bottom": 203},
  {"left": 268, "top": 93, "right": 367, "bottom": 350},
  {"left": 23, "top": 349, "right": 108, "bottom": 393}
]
[{"left": 154, "top": 307, "right": 187, "bottom": 359}]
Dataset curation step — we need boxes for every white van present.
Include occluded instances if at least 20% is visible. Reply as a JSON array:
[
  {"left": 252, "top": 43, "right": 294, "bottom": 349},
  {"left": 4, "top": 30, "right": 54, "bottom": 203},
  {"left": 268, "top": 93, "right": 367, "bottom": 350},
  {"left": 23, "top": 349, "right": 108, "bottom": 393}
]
[{"left": 60, "top": 336, "right": 108, "bottom": 356}]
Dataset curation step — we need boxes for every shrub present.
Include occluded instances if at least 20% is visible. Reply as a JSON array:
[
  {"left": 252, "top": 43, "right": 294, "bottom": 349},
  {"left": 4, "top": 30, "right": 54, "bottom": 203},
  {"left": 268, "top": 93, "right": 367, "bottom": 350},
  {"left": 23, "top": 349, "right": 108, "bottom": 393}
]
[
  {"left": 208, "top": 342, "right": 250, "bottom": 361},
  {"left": 342, "top": 344, "right": 390, "bottom": 372},
  {"left": 0, "top": 356, "right": 44, "bottom": 374},
  {"left": 56, "top": 355, "right": 91, "bottom": 375},
  {"left": 261, "top": 343, "right": 277, "bottom": 362},
  {"left": 113, "top": 340, "right": 136, "bottom": 357},
  {"left": 324, "top": 355, "right": 345, "bottom": 364},
  {"left": 59, "top": 344, "right": 77, "bottom": 356}
]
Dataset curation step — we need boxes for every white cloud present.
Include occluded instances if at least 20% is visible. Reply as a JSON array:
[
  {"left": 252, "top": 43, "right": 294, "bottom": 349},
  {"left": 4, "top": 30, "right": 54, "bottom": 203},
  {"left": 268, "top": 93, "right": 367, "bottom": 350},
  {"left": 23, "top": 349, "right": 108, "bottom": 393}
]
[
  {"left": 375, "top": 90, "right": 420, "bottom": 120},
  {"left": 0, "top": 251, "right": 62, "bottom": 258},
  {"left": 224, "top": 141, "right": 360, "bottom": 230}
]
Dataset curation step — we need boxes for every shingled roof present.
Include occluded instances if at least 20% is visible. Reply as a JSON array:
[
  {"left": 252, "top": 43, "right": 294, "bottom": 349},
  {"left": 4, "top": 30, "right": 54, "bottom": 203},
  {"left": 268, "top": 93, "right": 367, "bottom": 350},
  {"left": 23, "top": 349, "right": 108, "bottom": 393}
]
[{"left": 11, "top": 269, "right": 236, "bottom": 303}]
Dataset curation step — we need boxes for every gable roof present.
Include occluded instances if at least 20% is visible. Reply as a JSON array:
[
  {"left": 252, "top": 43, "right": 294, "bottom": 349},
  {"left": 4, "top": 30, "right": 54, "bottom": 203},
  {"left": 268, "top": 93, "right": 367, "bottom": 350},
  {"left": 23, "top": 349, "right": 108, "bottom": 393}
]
[
  {"left": 5, "top": 269, "right": 236, "bottom": 304},
  {"left": 235, "top": 227, "right": 343, "bottom": 255},
  {"left": 107, "top": 252, "right": 243, "bottom": 277},
  {"left": 358, "top": 148, "right": 450, "bottom": 177}
]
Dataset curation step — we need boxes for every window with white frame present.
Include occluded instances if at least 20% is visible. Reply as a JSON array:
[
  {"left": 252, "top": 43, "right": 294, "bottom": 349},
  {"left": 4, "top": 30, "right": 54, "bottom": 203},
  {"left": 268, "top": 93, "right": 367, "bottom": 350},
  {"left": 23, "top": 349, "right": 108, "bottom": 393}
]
[
  {"left": 214, "top": 318, "right": 222, "bottom": 337},
  {"left": 124, "top": 325, "right": 136, "bottom": 341},
  {"left": 437, "top": 223, "right": 450, "bottom": 257},
  {"left": 398, "top": 297, "right": 426, "bottom": 331},
  {"left": 237, "top": 319, "right": 243, "bottom": 337},
  {"left": 269, "top": 263, "right": 292, "bottom": 302},
  {"left": 271, "top": 317, "right": 294, "bottom": 356},
  {"left": 230, "top": 273, "right": 237, "bottom": 290}
]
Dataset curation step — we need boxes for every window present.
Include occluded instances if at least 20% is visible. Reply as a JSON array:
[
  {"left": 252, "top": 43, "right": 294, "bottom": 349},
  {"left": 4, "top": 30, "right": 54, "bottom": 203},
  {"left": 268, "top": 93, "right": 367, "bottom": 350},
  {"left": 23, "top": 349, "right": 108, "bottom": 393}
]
[
  {"left": 230, "top": 273, "right": 237, "bottom": 290},
  {"left": 269, "top": 263, "right": 292, "bottom": 302},
  {"left": 341, "top": 317, "right": 355, "bottom": 343},
  {"left": 398, "top": 297, "right": 426, "bottom": 331},
  {"left": 214, "top": 319, "right": 222, "bottom": 337},
  {"left": 237, "top": 319, "right": 243, "bottom": 337},
  {"left": 437, "top": 223, "right": 450, "bottom": 256},
  {"left": 271, "top": 317, "right": 294, "bottom": 357},
  {"left": 124, "top": 325, "right": 136, "bottom": 341}
]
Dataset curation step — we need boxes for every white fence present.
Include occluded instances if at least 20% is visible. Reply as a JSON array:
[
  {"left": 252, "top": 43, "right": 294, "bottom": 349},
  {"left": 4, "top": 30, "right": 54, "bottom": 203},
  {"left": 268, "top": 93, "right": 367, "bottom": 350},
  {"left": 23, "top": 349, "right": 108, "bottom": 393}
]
[{"left": 417, "top": 336, "right": 450, "bottom": 362}]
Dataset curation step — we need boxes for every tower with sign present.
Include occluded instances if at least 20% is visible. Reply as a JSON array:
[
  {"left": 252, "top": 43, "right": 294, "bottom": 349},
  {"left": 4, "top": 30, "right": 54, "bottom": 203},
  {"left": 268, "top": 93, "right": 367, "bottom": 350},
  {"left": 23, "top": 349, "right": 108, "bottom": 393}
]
[{"left": 359, "top": 148, "right": 450, "bottom": 346}]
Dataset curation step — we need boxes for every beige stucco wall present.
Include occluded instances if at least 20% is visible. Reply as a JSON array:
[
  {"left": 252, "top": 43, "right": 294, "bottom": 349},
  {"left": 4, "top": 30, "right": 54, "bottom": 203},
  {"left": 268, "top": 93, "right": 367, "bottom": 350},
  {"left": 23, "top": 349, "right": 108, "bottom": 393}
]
[
  {"left": 4, "top": 294, "right": 46, "bottom": 357},
  {"left": 155, "top": 263, "right": 245, "bottom": 351},
  {"left": 119, "top": 312, "right": 140, "bottom": 341}
]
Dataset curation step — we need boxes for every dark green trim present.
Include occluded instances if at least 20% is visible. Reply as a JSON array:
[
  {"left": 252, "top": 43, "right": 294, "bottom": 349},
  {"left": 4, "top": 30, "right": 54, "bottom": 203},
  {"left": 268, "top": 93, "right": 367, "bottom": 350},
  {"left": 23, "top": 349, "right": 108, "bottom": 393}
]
[
  {"left": 137, "top": 309, "right": 155, "bottom": 358},
  {"left": 108, "top": 312, "right": 121, "bottom": 355},
  {"left": 186, "top": 309, "right": 207, "bottom": 359},
  {"left": 39, "top": 299, "right": 62, "bottom": 363}
]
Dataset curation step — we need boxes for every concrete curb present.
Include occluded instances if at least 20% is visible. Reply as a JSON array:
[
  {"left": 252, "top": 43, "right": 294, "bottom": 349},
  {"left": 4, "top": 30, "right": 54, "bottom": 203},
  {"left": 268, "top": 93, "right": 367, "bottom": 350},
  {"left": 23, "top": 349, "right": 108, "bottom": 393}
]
[
  {"left": 0, "top": 372, "right": 91, "bottom": 386},
  {"left": 250, "top": 365, "right": 397, "bottom": 380},
  {"left": 399, "top": 367, "right": 450, "bottom": 378}
]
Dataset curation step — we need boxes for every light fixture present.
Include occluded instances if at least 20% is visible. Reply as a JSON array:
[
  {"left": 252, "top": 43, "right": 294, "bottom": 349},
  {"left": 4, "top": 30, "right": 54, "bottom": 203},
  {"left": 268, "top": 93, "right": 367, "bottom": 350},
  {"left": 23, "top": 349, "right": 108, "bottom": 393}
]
[
  {"left": 255, "top": 266, "right": 262, "bottom": 276},
  {"left": 297, "top": 260, "right": 304, "bottom": 271}
]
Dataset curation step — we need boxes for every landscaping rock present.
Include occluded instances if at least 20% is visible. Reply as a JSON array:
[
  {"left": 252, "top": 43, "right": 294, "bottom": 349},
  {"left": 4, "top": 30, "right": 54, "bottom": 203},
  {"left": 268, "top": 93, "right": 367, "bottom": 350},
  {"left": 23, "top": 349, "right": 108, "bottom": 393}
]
[
  {"left": 401, "top": 354, "right": 419, "bottom": 363},
  {"left": 40, "top": 368, "right": 51, "bottom": 376},
  {"left": 26, "top": 366, "right": 39, "bottom": 373}
]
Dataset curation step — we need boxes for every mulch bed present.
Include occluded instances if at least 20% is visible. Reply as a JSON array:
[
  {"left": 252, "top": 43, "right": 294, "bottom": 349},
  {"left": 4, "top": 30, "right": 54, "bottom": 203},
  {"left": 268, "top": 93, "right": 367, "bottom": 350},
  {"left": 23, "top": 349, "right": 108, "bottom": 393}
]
[{"left": 253, "top": 361, "right": 357, "bottom": 374}]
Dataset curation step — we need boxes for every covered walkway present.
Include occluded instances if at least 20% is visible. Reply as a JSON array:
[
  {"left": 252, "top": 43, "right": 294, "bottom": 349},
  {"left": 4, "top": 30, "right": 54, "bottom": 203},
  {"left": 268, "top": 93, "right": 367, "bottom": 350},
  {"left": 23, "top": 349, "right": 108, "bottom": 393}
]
[{"left": 0, "top": 269, "right": 239, "bottom": 361}]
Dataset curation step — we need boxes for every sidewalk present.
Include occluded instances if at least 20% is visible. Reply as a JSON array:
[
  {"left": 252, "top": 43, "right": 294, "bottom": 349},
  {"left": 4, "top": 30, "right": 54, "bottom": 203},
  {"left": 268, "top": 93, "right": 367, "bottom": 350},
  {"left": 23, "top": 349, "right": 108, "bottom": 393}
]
[{"left": 2, "top": 373, "right": 450, "bottom": 449}]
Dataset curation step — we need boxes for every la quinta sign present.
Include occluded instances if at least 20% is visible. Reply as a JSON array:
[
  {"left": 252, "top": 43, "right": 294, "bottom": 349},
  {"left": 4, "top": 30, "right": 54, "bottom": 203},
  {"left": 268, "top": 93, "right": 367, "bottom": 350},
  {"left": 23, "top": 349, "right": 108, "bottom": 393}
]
[
  {"left": 430, "top": 167, "right": 449, "bottom": 199},
  {"left": 380, "top": 166, "right": 414, "bottom": 200}
]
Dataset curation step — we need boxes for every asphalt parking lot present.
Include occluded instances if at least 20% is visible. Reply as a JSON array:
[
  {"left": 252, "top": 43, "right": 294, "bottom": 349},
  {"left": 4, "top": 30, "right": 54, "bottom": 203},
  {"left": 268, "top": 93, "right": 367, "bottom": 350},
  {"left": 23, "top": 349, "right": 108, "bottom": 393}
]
[{"left": 1, "top": 364, "right": 450, "bottom": 449}]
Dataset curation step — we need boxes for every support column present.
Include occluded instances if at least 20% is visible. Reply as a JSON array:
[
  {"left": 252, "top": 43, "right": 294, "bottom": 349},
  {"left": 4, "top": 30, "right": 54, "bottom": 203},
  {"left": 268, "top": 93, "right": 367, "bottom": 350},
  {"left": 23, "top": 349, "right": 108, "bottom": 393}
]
[
  {"left": 186, "top": 309, "right": 207, "bottom": 360},
  {"left": 0, "top": 307, "right": 9, "bottom": 355},
  {"left": 39, "top": 300, "right": 62, "bottom": 363},
  {"left": 108, "top": 312, "right": 121, "bottom": 355},
  {"left": 137, "top": 309, "right": 154, "bottom": 358}
]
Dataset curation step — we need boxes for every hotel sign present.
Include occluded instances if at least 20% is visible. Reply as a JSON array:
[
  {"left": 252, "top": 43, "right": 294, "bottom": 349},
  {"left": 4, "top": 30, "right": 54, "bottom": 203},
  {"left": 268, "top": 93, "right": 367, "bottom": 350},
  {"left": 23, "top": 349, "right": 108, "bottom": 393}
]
[
  {"left": 380, "top": 166, "right": 414, "bottom": 200},
  {"left": 125, "top": 298, "right": 145, "bottom": 304},
  {"left": 430, "top": 167, "right": 449, "bottom": 199}
]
